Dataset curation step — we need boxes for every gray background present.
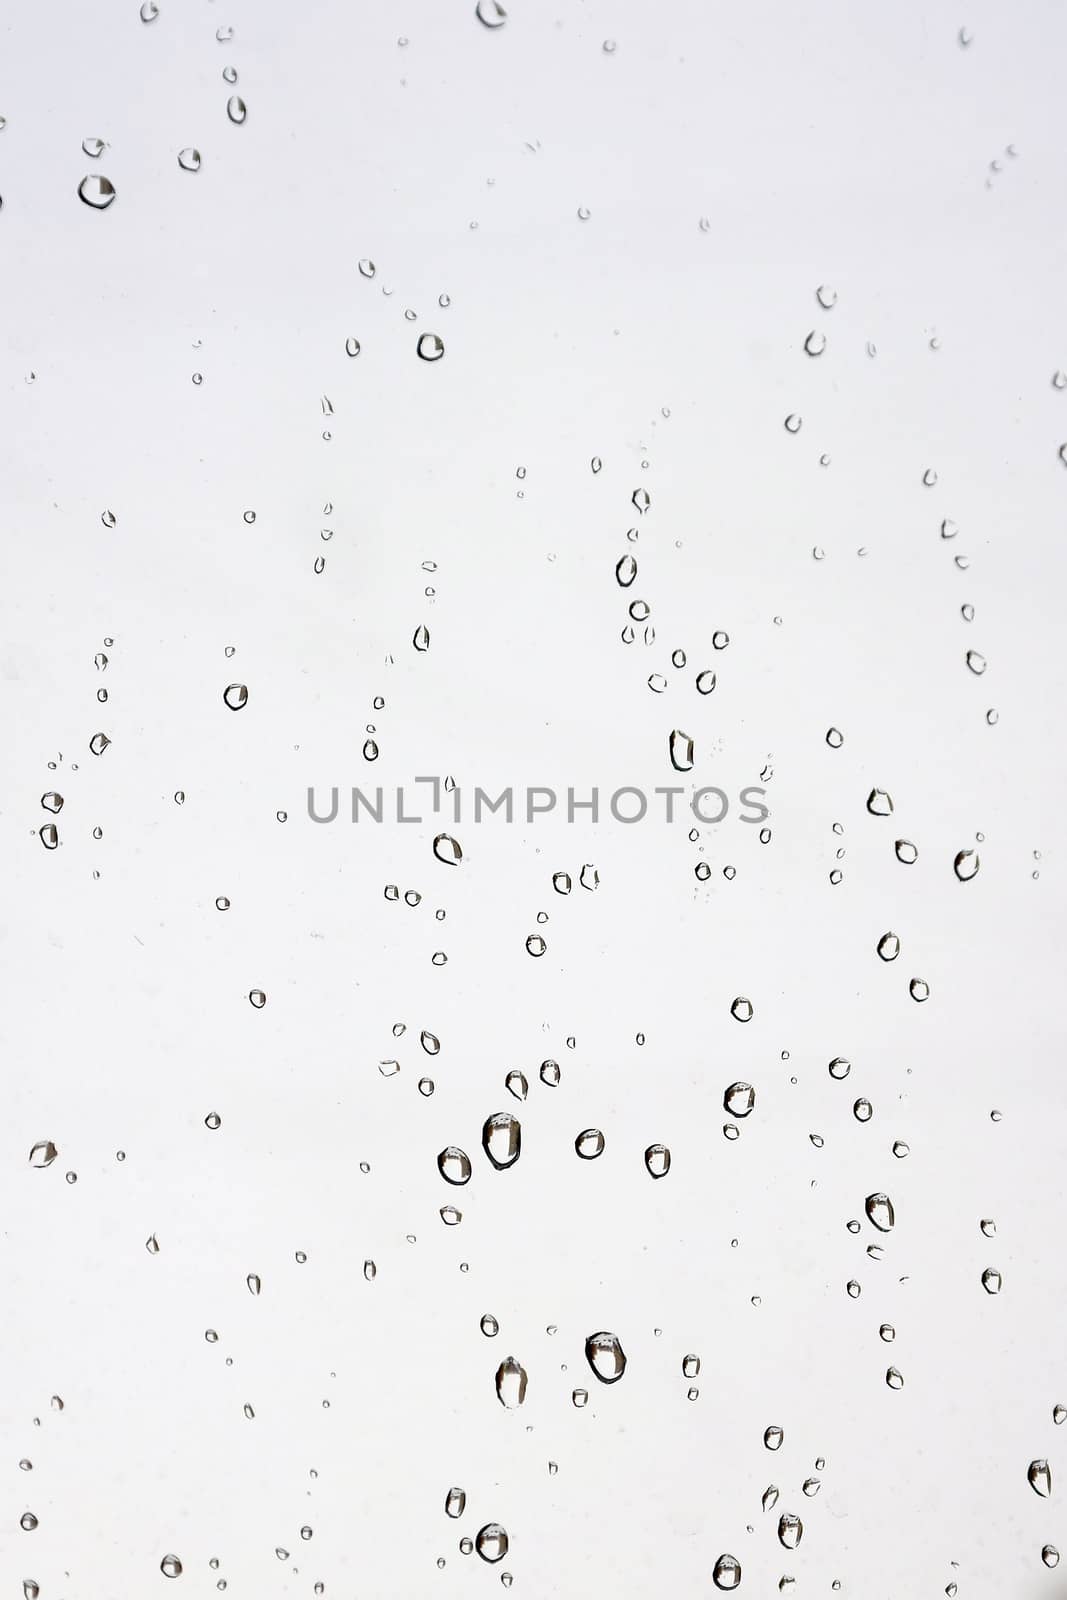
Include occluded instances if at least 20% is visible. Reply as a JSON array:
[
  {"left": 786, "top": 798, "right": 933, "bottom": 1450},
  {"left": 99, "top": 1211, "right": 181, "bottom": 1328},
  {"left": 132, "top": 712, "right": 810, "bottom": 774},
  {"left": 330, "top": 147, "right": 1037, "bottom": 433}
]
[{"left": 2, "top": 0, "right": 1066, "bottom": 1594}]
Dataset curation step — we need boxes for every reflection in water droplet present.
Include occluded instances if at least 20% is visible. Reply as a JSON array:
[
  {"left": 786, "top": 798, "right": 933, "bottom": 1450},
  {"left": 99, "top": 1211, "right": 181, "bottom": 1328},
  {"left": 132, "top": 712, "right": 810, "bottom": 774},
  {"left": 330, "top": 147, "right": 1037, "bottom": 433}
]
[
  {"left": 483, "top": 1113, "right": 521, "bottom": 1169},
  {"left": 865, "top": 1192, "right": 895, "bottom": 1231},
  {"left": 645, "top": 1143, "right": 670, "bottom": 1178},
  {"left": 1029, "top": 1459, "right": 1052, "bottom": 1496},
  {"left": 713, "top": 1554, "right": 742, "bottom": 1590},
  {"left": 575, "top": 1127, "right": 605, "bottom": 1159},
  {"left": 585, "top": 1331, "right": 626, "bottom": 1383},
  {"left": 445, "top": 1486, "right": 466, "bottom": 1518},
  {"left": 495, "top": 1357, "right": 527, "bottom": 1407},
  {"left": 417, "top": 332, "right": 445, "bottom": 362},
  {"left": 475, "top": 1523, "right": 509, "bottom": 1563}
]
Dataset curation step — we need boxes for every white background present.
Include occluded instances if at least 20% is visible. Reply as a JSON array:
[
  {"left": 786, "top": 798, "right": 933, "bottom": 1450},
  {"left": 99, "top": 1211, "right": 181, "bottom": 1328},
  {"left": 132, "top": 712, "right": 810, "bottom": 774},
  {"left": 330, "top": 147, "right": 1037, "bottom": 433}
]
[{"left": 2, "top": 0, "right": 1067, "bottom": 1594}]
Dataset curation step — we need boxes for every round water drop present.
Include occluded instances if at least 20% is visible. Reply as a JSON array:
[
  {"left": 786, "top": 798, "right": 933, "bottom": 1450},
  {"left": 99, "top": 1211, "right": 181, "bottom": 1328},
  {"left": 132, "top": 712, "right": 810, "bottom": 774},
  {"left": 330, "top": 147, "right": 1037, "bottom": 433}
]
[
  {"left": 828, "top": 1056, "right": 851, "bottom": 1079},
  {"left": 895, "top": 839, "right": 918, "bottom": 864},
  {"left": 724, "top": 1081, "right": 755, "bottom": 1118},
  {"left": 438, "top": 1146, "right": 471, "bottom": 1185},
  {"left": 161, "top": 1556, "right": 183, "bottom": 1578},
  {"left": 540, "top": 1058, "right": 560, "bottom": 1086},
  {"left": 865, "top": 1192, "right": 895, "bottom": 1231},
  {"left": 696, "top": 670, "right": 716, "bottom": 694},
  {"left": 682, "top": 1354, "right": 701, "bottom": 1378},
  {"left": 480, "top": 1314, "right": 499, "bottom": 1337},
  {"left": 981, "top": 1266, "right": 1002, "bottom": 1294},
  {"left": 877, "top": 932, "right": 900, "bottom": 962},
  {"left": 526, "top": 934, "right": 546, "bottom": 956},
  {"left": 178, "top": 148, "right": 201, "bottom": 171},
  {"left": 713, "top": 1555, "right": 742, "bottom": 1590},
  {"left": 616, "top": 553, "right": 637, "bottom": 587},
  {"left": 575, "top": 1127, "right": 605, "bottom": 1159},
  {"left": 223, "top": 683, "right": 248, "bottom": 710},
  {"left": 886, "top": 1367, "right": 904, "bottom": 1389},
  {"left": 495, "top": 1357, "right": 527, "bottom": 1408},
  {"left": 585, "top": 1331, "right": 626, "bottom": 1384},
  {"left": 954, "top": 849, "right": 979, "bottom": 881},
  {"left": 764, "top": 1425, "right": 784, "bottom": 1450},
  {"left": 644, "top": 1143, "right": 670, "bottom": 1178},
  {"left": 966, "top": 650, "right": 987, "bottom": 675},
  {"left": 78, "top": 173, "right": 117, "bottom": 209},
  {"left": 417, "top": 332, "right": 445, "bottom": 362},
  {"left": 784, "top": 414, "right": 802, "bottom": 434},
  {"left": 854, "top": 1098, "right": 872, "bottom": 1122},
  {"left": 731, "top": 996, "right": 753, "bottom": 1023},
  {"left": 804, "top": 330, "right": 826, "bottom": 357},
  {"left": 1042, "top": 1546, "right": 1060, "bottom": 1568},
  {"left": 909, "top": 977, "right": 930, "bottom": 1002},
  {"left": 482, "top": 1112, "right": 521, "bottom": 1169},
  {"left": 226, "top": 96, "right": 247, "bottom": 124},
  {"left": 249, "top": 989, "right": 266, "bottom": 1007}
]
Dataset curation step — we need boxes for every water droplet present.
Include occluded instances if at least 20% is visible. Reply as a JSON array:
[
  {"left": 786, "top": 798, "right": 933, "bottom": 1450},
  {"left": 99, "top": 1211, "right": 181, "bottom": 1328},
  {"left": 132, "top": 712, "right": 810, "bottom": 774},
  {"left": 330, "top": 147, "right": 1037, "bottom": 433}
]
[
  {"left": 495, "top": 1357, "right": 527, "bottom": 1407},
  {"left": 816, "top": 284, "right": 837, "bottom": 309},
  {"left": 645, "top": 1143, "right": 670, "bottom": 1178},
  {"left": 432, "top": 832, "right": 462, "bottom": 866},
  {"left": 731, "top": 996, "right": 754, "bottom": 1023},
  {"left": 446, "top": 1486, "right": 466, "bottom": 1517},
  {"left": 553, "top": 871, "right": 572, "bottom": 894},
  {"left": 804, "top": 331, "right": 826, "bottom": 357},
  {"left": 205, "top": 1111, "right": 221, "bottom": 1130},
  {"left": 1029, "top": 1459, "right": 1052, "bottom": 1496},
  {"left": 539, "top": 1058, "right": 560, "bottom": 1088},
  {"left": 223, "top": 65, "right": 238, "bottom": 83},
  {"left": 877, "top": 932, "right": 900, "bottom": 962},
  {"left": 828, "top": 1057, "right": 851, "bottom": 1079},
  {"left": 682, "top": 1354, "right": 701, "bottom": 1378},
  {"left": 417, "top": 332, "right": 445, "bottom": 362},
  {"left": 146, "top": 1233, "right": 160, "bottom": 1254},
  {"left": 778, "top": 1514, "right": 803, "bottom": 1550},
  {"left": 867, "top": 789, "right": 893, "bottom": 816},
  {"left": 895, "top": 839, "right": 918, "bottom": 864},
  {"left": 585, "top": 1331, "right": 626, "bottom": 1383},
  {"left": 966, "top": 650, "right": 987, "bottom": 675},
  {"left": 89, "top": 732, "right": 110, "bottom": 756},
  {"left": 246, "top": 1272, "right": 261, "bottom": 1295},
  {"left": 724, "top": 1081, "right": 755, "bottom": 1118},
  {"left": 177, "top": 147, "right": 201, "bottom": 171},
  {"left": 713, "top": 1555, "right": 742, "bottom": 1590},
  {"left": 364, "top": 1259, "right": 377, "bottom": 1279},
  {"left": 525, "top": 934, "right": 546, "bottom": 956},
  {"left": 140, "top": 0, "right": 159, "bottom": 17},
  {"left": 480, "top": 1314, "right": 499, "bottom": 1337},
  {"left": 865, "top": 1192, "right": 895, "bottom": 1231},
  {"left": 475, "top": 0, "right": 507, "bottom": 26},
  {"left": 505, "top": 1070, "right": 528, "bottom": 1101},
  {"left": 764, "top": 1425, "right": 784, "bottom": 1450},
  {"left": 981, "top": 1266, "right": 1002, "bottom": 1294},
  {"left": 483, "top": 1113, "right": 521, "bottom": 1169},
  {"left": 784, "top": 413, "right": 802, "bottom": 433},
  {"left": 438, "top": 1146, "right": 472, "bottom": 1185},
  {"left": 39, "top": 824, "right": 59, "bottom": 850},
  {"left": 575, "top": 1127, "right": 605, "bottom": 1159},
  {"left": 572, "top": 1387, "right": 589, "bottom": 1407},
  {"left": 616, "top": 553, "right": 637, "bottom": 587},
  {"left": 854, "top": 1098, "right": 873, "bottom": 1122},
  {"left": 161, "top": 1556, "right": 182, "bottom": 1577},
  {"left": 1053, "top": 1404, "right": 1066, "bottom": 1424},
  {"left": 249, "top": 988, "right": 266, "bottom": 1008},
  {"left": 909, "top": 977, "right": 931, "bottom": 1002},
  {"left": 223, "top": 683, "right": 248, "bottom": 710},
  {"left": 954, "top": 849, "right": 980, "bottom": 881},
  {"left": 226, "top": 96, "right": 247, "bottom": 124},
  {"left": 1043, "top": 1546, "right": 1060, "bottom": 1568},
  {"left": 28, "top": 1141, "right": 58, "bottom": 1168}
]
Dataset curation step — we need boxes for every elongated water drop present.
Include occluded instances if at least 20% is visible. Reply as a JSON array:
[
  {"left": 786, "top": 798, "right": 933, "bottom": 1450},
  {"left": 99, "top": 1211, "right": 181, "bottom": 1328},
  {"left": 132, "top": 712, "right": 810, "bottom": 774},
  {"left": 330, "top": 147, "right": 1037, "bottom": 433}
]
[
  {"left": 954, "top": 849, "right": 979, "bottom": 881},
  {"left": 1028, "top": 1459, "right": 1052, "bottom": 1497},
  {"left": 226, "top": 96, "right": 247, "bottom": 124},
  {"left": 495, "top": 1357, "right": 527, "bottom": 1407},
  {"left": 433, "top": 832, "right": 461, "bottom": 864},
  {"left": 437, "top": 1146, "right": 471, "bottom": 1185},
  {"left": 585, "top": 1331, "right": 626, "bottom": 1383},
  {"left": 482, "top": 1113, "right": 521, "bottom": 1169},
  {"left": 445, "top": 1487, "right": 466, "bottom": 1518},
  {"left": 865, "top": 1192, "right": 895, "bottom": 1231},
  {"left": 644, "top": 1143, "right": 670, "bottom": 1178},
  {"left": 778, "top": 1514, "right": 802, "bottom": 1550},
  {"left": 669, "top": 728, "right": 694, "bottom": 771}
]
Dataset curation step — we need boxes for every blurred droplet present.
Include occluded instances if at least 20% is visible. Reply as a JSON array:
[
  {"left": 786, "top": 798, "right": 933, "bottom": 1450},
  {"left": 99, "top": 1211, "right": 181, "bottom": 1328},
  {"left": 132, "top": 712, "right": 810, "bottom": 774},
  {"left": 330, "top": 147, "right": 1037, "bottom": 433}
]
[{"left": 226, "top": 96, "right": 247, "bottom": 124}]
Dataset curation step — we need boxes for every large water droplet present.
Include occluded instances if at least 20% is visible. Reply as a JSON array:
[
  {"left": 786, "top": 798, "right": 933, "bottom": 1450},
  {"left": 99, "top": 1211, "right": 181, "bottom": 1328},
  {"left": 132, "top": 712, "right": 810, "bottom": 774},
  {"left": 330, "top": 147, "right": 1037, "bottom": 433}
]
[
  {"left": 482, "top": 1113, "right": 521, "bottom": 1169},
  {"left": 764, "top": 1425, "right": 784, "bottom": 1450},
  {"left": 476, "top": 1524, "right": 509, "bottom": 1562},
  {"left": 867, "top": 789, "right": 893, "bottom": 816},
  {"left": 433, "top": 832, "right": 462, "bottom": 864},
  {"left": 778, "top": 1514, "right": 803, "bottom": 1550},
  {"left": 417, "top": 332, "right": 445, "bottom": 362},
  {"left": 712, "top": 1554, "right": 742, "bottom": 1590},
  {"left": 505, "top": 1070, "right": 528, "bottom": 1101},
  {"left": 161, "top": 1555, "right": 183, "bottom": 1578},
  {"left": 575, "top": 1127, "right": 605, "bottom": 1159},
  {"left": 1028, "top": 1459, "right": 1052, "bottom": 1497},
  {"left": 865, "top": 1192, "right": 895, "bottom": 1231},
  {"left": 877, "top": 932, "right": 900, "bottom": 962},
  {"left": 77, "top": 174, "right": 116, "bottom": 209},
  {"left": 724, "top": 1081, "right": 755, "bottom": 1118},
  {"left": 669, "top": 729, "right": 694, "bottom": 771},
  {"left": 223, "top": 683, "right": 248, "bottom": 710},
  {"left": 644, "top": 1143, "right": 670, "bottom": 1178},
  {"left": 585, "top": 1331, "right": 626, "bottom": 1383},
  {"left": 981, "top": 1267, "right": 1002, "bottom": 1294},
  {"left": 445, "top": 1487, "right": 466, "bottom": 1518},
  {"left": 226, "top": 96, "right": 247, "bottom": 124},
  {"left": 495, "top": 1357, "right": 527, "bottom": 1407}
]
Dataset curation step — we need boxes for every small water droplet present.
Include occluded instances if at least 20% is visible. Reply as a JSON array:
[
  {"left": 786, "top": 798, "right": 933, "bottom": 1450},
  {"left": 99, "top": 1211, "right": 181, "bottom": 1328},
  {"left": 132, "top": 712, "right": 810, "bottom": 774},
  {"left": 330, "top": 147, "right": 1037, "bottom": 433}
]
[
  {"left": 731, "top": 996, "right": 754, "bottom": 1023},
  {"left": 178, "top": 147, "right": 201, "bottom": 171},
  {"left": 1029, "top": 1459, "right": 1052, "bottom": 1496},
  {"left": 877, "top": 931, "right": 900, "bottom": 962},
  {"left": 438, "top": 1146, "right": 472, "bottom": 1185},
  {"left": 223, "top": 683, "right": 248, "bottom": 711},
  {"left": 226, "top": 96, "right": 247, "bottom": 124},
  {"left": 575, "top": 1127, "right": 605, "bottom": 1159},
  {"left": 765, "top": 1425, "right": 784, "bottom": 1450},
  {"left": 724, "top": 1081, "right": 755, "bottom": 1118},
  {"left": 867, "top": 788, "right": 893, "bottom": 816},
  {"left": 804, "top": 330, "right": 826, "bottom": 357},
  {"left": 645, "top": 1143, "right": 670, "bottom": 1178},
  {"left": 160, "top": 1555, "right": 182, "bottom": 1577},
  {"left": 778, "top": 1514, "right": 803, "bottom": 1550},
  {"left": 1043, "top": 1546, "right": 1060, "bottom": 1568}
]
